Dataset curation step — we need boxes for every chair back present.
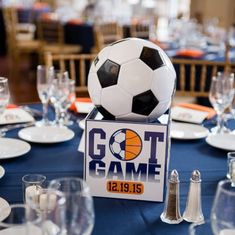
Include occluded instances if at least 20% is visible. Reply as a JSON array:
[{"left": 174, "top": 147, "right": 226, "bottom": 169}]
[
  {"left": 93, "top": 22, "right": 123, "bottom": 52},
  {"left": 172, "top": 58, "right": 232, "bottom": 97},
  {"left": 45, "top": 53, "right": 96, "bottom": 94},
  {"left": 130, "top": 23, "right": 150, "bottom": 39},
  {"left": 3, "top": 7, "right": 18, "bottom": 54},
  {"left": 37, "top": 18, "right": 64, "bottom": 45}
]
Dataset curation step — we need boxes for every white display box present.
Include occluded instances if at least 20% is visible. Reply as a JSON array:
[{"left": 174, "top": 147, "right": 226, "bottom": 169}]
[{"left": 84, "top": 108, "right": 171, "bottom": 202}]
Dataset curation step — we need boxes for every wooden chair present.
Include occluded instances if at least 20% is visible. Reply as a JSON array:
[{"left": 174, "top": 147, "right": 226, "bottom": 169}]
[
  {"left": 171, "top": 58, "right": 232, "bottom": 103},
  {"left": 3, "top": 7, "right": 41, "bottom": 72},
  {"left": 37, "top": 17, "right": 81, "bottom": 55},
  {"left": 130, "top": 23, "right": 150, "bottom": 39},
  {"left": 45, "top": 53, "right": 96, "bottom": 95},
  {"left": 93, "top": 22, "right": 123, "bottom": 52}
]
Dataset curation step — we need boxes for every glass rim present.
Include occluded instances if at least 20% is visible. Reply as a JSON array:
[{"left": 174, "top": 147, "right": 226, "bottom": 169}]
[
  {"left": 217, "top": 179, "right": 235, "bottom": 195},
  {"left": 49, "top": 177, "right": 90, "bottom": 195},
  {"left": 22, "top": 174, "right": 46, "bottom": 183},
  {"left": 228, "top": 152, "right": 235, "bottom": 157},
  {"left": 0, "top": 204, "right": 41, "bottom": 228}
]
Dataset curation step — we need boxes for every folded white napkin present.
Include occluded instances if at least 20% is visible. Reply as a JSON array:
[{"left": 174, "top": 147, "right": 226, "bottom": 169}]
[
  {"left": 0, "top": 108, "right": 34, "bottom": 125},
  {"left": 171, "top": 106, "right": 208, "bottom": 124}
]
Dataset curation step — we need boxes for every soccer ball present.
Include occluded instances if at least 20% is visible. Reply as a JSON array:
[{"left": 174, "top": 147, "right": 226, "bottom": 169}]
[{"left": 88, "top": 38, "right": 176, "bottom": 122}]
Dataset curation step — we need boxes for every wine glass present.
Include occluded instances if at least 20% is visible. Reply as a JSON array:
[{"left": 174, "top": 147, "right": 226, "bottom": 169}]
[
  {"left": 60, "top": 79, "right": 76, "bottom": 126},
  {"left": 49, "top": 71, "right": 70, "bottom": 127},
  {"left": 37, "top": 65, "right": 54, "bottom": 127},
  {"left": 0, "top": 77, "right": 10, "bottom": 137},
  {"left": 49, "top": 177, "right": 94, "bottom": 235},
  {"left": 0, "top": 204, "right": 42, "bottom": 234},
  {"left": 209, "top": 73, "right": 234, "bottom": 134},
  {"left": 211, "top": 179, "right": 235, "bottom": 235}
]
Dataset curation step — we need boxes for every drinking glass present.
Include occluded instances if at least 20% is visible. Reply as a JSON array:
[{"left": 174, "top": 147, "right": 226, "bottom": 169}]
[
  {"left": 37, "top": 65, "right": 54, "bottom": 126},
  {"left": 0, "top": 204, "right": 42, "bottom": 234},
  {"left": 49, "top": 177, "right": 94, "bottom": 235},
  {"left": 209, "top": 73, "right": 234, "bottom": 134},
  {"left": 49, "top": 71, "right": 70, "bottom": 127},
  {"left": 22, "top": 174, "right": 46, "bottom": 204},
  {"left": 0, "top": 77, "right": 10, "bottom": 137},
  {"left": 189, "top": 220, "right": 214, "bottom": 235},
  {"left": 227, "top": 152, "right": 235, "bottom": 179},
  {"left": 59, "top": 79, "right": 76, "bottom": 126},
  {"left": 211, "top": 179, "right": 235, "bottom": 235}
]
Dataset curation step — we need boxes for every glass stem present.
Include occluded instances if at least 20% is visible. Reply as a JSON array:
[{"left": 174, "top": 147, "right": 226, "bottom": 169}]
[
  {"left": 217, "top": 112, "right": 224, "bottom": 133},
  {"left": 54, "top": 104, "right": 60, "bottom": 126},
  {"left": 42, "top": 102, "right": 49, "bottom": 124}
]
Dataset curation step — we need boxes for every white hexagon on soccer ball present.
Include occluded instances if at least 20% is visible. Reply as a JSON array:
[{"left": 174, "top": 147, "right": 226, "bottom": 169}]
[
  {"left": 90, "top": 46, "right": 111, "bottom": 73},
  {"left": 148, "top": 100, "right": 171, "bottom": 122},
  {"left": 87, "top": 72, "right": 102, "bottom": 105},
  {"left": 118, "top": 59, "right": 153, "bottom": 96},
  {"left": 117, "top": 112, "right": 147, "bottom": 121},
  {"left": 114, "top": 131, "right": 125, "bottom": 143},
  {"left": 108, "top": 38, "right": 144, "bottom": 64},
  {"left": 101, "top": 85, "right": 132, "bottom": 116},
  {"left": 111, "top": 142, "right": 121, "bottom": 154},
  {"left": 151, "top": 66, "right": 175, "bottom": 102}
]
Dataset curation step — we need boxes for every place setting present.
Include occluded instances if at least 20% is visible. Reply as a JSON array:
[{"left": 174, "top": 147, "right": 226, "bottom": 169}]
[
  {"left": 205, "top": 72, "right": 235, "bottom": 151},
  {"left": 0, "top": 77, "right": 31, "bottom": 159},
  {"left": 170, "top": 105, "right": 211, "bottom": 140}
]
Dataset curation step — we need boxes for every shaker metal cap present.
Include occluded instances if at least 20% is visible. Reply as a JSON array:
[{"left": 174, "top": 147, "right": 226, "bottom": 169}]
[
  {"left": 170, "top": 169, "right": 179, "bottom": 183},
  {"left": 191, "top": 170, "right": 201, "bottom": 182}
]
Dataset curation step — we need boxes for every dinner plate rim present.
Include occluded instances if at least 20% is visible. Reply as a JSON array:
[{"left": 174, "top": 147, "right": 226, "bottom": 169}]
[
  {"left": 0, "top": 138, "right": 31, "bottom": 159},
  {"left": 0, "top": 166, "right": 5, "bottom": 179},
  {"left": 18, "top": 126, "right": 75, "bottom": 144},
  {"left": 170, "top": 122, "right": 209, "bottom": 140},
  {"left": 205, "top": 133, "right": 235, "bottom": 151},
  {"left": 0, "top": 197, "right": 10, "bottom": 222}
]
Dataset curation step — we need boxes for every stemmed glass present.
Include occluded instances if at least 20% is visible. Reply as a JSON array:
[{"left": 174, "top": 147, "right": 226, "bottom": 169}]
[
  {"left": 60, "top": 79, "right": 76, "bottom": 126},
  {"left": 37, "top": 65, "right": 54, "bottom": 127},
  {"left": 209, "top": 73, "right": 234, "bottom": 134},
  {"left": 49, "top": 177, "right": 95, "bottom": 235},
  {"left": 211, "top": 179, "right": 235, "bottom": 235},
  {"left": 0, "top": 77, "right": 10, "bottom": 137},
  {"left": 49, "top": 71, "right": 70, "bottom": 127}
]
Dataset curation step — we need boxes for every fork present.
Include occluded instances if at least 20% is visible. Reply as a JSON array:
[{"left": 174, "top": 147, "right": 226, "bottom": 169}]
[{"left": 0, "top": 122, "right": 35, "bottom": 133}]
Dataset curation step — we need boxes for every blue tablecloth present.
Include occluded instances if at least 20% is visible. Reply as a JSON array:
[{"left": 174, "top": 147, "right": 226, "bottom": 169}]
[{"left": 0, "top": 105, "right": 234, "bottom": 235}]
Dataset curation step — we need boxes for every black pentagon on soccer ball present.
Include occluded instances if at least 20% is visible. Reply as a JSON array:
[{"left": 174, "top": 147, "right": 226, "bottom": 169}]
[
  {"left": 132, "top": 90, "right": 159, "bottom": 116},
  {"left": 97, "top": 59, "right": 120, "bottom": 88},
  {"left": 140, "top": 47, "right": 164, "bottom": 70},
  {"left": 96, "top": 105, "right": 115, "bottom": 120}
]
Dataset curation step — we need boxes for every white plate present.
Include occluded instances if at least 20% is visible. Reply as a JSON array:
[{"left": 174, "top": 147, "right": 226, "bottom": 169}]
[
  {"left": 206, "top": 133, "right": 235, "bottom": 151},
  {"left": 0, "top": 138, "right": 31, "bottom": 159},
  {"left": 0, "top": 197, "right": 10, "bottom": 222},
  {"left": 171, "top": 122, "right": 209, "bottom": 140},
  {"left": 0, "top": 166, "right": 5, "bottom": 179},
  {"left": 18, "top": 126, "right": 75, "bottom": 144}
]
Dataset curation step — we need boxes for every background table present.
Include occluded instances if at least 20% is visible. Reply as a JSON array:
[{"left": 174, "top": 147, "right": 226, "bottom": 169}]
[{"left": 0, "top": 105, "right": 234, "bottom": 235}]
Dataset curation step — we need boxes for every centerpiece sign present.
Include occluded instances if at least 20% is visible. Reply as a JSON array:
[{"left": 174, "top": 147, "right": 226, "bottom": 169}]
[{"left": 84, "top": 109, "right": 170, "bottom": 202}]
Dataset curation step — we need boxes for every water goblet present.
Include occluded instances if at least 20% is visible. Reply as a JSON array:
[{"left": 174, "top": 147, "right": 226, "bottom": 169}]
[
  {"left": 49, "top": 177, "right": 95, "bottom": 235},
  {"left": 0, "top": 204, "right": 42, "bottom": 235},
  {"left": 211, "top": 179, "right": 235, "bottom": 235},
  {"left": 209, "top": 73, "right": 234, "bottom": 134},
  {"left": 60, "top": 79, "right": 76, "bottom": 126},
  {"left": 49, "top": 71, "right": 70, "bottom": 127},
  {"left": 37, "top": 65, "right": 54, "bottom": 127},
  {"left": 0, "top": 77, "right": 10, "bottom": 137}
]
